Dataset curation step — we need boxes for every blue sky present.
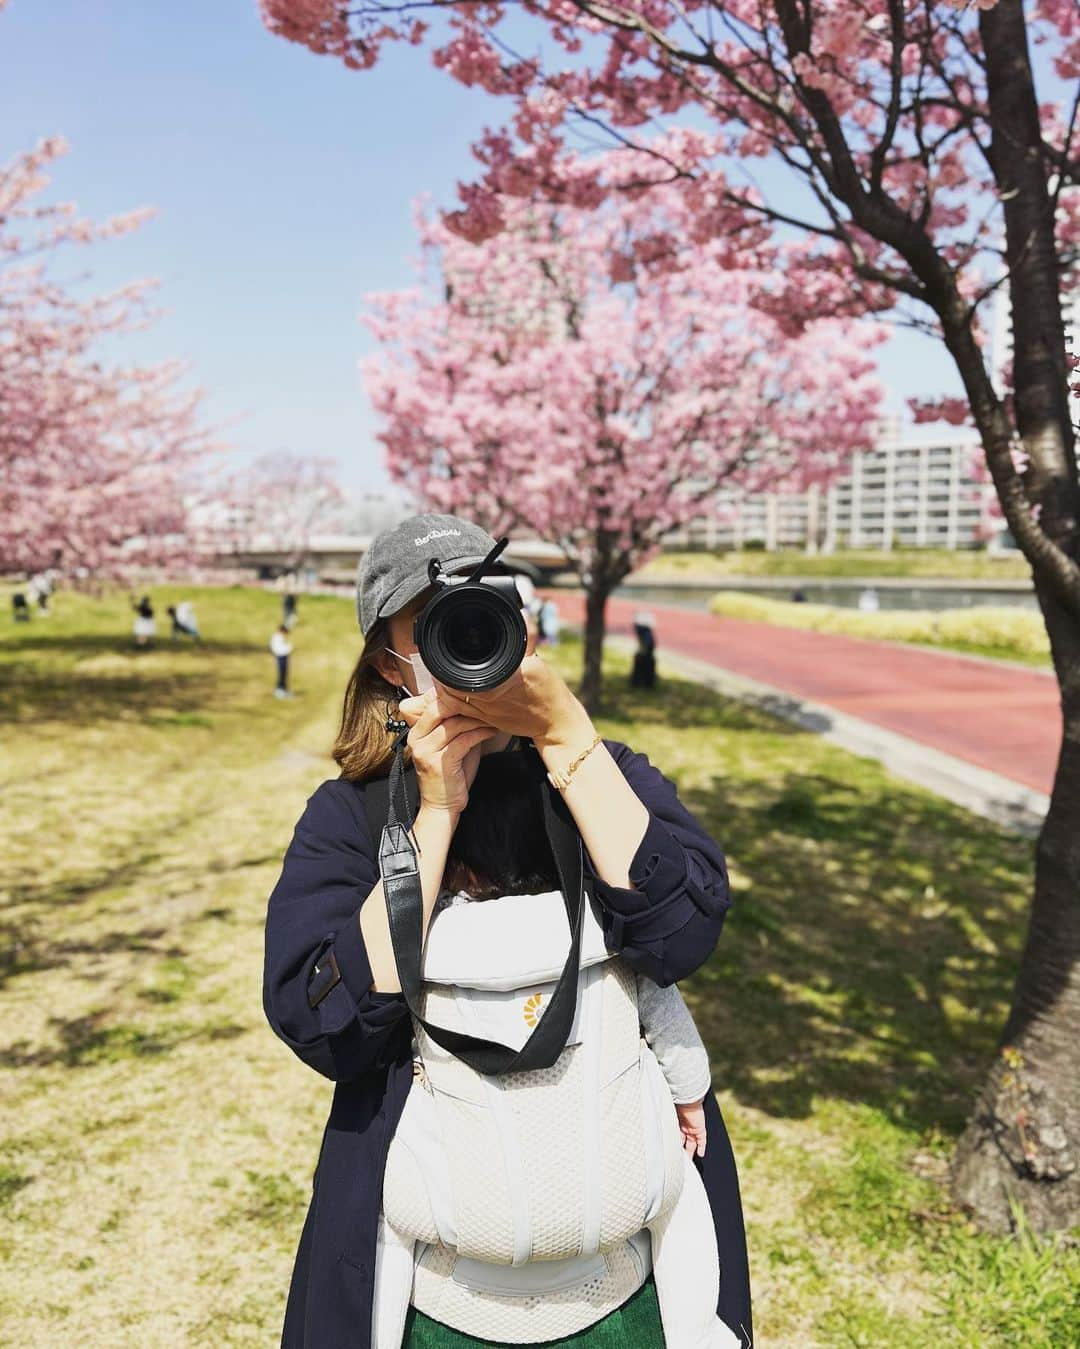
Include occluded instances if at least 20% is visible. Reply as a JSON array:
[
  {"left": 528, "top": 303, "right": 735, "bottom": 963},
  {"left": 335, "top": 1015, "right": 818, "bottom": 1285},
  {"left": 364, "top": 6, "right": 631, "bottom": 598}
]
[{"left": 1, "top": 0, "right": 963, "bottom": 492}]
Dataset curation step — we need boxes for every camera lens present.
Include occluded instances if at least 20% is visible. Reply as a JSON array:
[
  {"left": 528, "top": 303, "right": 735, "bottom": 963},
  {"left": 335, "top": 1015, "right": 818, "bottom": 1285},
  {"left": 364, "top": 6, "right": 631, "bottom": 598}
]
[
  {"left": 415, "top": 580, "right": 528, "bottom": 692},
  {"left": 446, "top": 602, "right": 501, "bottom": 665}
]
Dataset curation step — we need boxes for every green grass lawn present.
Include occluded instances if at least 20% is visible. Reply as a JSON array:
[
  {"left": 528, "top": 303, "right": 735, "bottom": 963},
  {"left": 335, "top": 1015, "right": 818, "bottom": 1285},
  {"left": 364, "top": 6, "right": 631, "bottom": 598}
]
[
  {"left": 1, "top": 585, "right": 1074, "bottom": 1347},
  {"left": 639, "top": 548, "right": 1034, "bottom": 582}
]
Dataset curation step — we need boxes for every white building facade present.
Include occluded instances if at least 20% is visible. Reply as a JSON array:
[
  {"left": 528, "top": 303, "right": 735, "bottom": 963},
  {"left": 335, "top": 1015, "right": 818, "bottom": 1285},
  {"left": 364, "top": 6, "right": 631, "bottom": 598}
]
[{"left": 665, "top": 424, "right": 1000, "bottom": 553}]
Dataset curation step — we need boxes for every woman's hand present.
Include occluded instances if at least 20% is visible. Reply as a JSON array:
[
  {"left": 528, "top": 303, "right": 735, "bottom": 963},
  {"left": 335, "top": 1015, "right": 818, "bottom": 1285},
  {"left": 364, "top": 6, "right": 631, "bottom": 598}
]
[
  {"left": 438, "top": 650, "right": 592, "bottom": 750},
  {"left": 398, "top": 689, "right": 499, "bottom": 815},
  {"left": 675, "top": 1099, "right": 707, "bottom": 1159}
]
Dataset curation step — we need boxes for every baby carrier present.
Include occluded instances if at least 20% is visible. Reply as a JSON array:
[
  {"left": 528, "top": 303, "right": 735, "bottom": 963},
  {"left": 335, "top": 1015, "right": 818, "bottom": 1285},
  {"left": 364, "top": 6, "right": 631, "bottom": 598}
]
[
  {"left": 378, "top": 889, "right": 691, "bottom": 1343},
  {"left": 365, "top": 743, "right": 740, "bottom": 1348}
]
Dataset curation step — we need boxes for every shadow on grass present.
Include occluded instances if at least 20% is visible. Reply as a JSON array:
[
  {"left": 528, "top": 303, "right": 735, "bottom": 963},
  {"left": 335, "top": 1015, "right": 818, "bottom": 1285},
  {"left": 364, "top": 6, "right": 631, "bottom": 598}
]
[
  {"left": 587, "top": 672, "right": 807, "bottom": 738},
  {"left": 0, "top": 662, "right": 225, "bottom": 725},
  {"left": 4, "top": 1008, "right": 249, "bottom": 1069},
  {"left": 0, "top": 847, "right": 279, "bottom": 989},
  {"left": 3, "top": 847, "right": 171, "bottom": 914},
  {"left": 679, "top": 766, "right": 1031, "bottom": 1137},
  {"left": 0, "top": 917, "right": 186, "bottom": 991},
  {"left": 3, "top": 633, "right": 261, "bottom": 657}
]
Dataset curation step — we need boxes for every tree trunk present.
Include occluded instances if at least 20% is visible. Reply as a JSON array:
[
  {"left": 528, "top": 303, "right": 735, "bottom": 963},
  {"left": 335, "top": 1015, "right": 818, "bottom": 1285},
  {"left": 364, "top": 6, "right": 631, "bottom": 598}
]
[
  {"left": 950, "top": 588, "right": 1080, "bottom": 1232},
  {"left": 979, "top": 2, "right": 1077, "bottom": 561},
  {"left": 580, "top": 581, "right": 612, "bottom": 715},
  {"left": 941, "top": 0, "right": 1080, "bottom": 1234}
]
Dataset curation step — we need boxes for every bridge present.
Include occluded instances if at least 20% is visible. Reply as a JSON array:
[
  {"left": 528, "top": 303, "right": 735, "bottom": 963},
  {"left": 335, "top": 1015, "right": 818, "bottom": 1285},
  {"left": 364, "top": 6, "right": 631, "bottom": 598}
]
[{"left": 214, "top": 534, "right": 573, "bottom": 584}]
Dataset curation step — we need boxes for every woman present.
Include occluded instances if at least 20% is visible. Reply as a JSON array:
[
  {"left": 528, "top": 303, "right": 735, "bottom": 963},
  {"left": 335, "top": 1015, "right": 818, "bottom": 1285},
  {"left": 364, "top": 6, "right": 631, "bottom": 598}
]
[{"left": 263, "top": 513, "right": 752, "bottom": 1349}]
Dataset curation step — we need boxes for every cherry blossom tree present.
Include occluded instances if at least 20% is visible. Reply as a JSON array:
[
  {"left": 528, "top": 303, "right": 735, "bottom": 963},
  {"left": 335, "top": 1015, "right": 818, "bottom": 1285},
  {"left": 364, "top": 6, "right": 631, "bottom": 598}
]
[
  {"left": 364, "top": 197, "right": 883, "bottom": 707},
  {"left": 267, "top": 0, "right": 1080, "bottom": 1234},
  {"left": 0, "top": 137, "right": 216, "bottom": 582},
  {"left": 213, "top": 451, "right": 347, "bottom": 576}
]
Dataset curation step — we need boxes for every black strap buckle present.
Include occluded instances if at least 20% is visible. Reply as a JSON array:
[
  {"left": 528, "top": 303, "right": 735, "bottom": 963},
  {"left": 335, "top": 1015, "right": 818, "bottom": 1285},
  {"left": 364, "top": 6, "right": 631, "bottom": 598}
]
[{"left": 307, "top": 948, "right": 342, "bottom": 1008}]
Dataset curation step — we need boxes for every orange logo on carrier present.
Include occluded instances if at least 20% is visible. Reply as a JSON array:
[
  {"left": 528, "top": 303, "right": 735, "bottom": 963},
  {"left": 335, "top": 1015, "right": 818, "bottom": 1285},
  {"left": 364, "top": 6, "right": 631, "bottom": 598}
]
[{"left": 522, "top": 992, "right": 544, "bottom": 1028}]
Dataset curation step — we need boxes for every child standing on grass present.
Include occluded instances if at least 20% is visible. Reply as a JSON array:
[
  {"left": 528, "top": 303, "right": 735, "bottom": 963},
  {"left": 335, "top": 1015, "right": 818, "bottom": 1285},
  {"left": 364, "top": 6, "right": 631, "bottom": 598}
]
[{"left": 270, "top": 624, "right": 293, "bottom": 698}]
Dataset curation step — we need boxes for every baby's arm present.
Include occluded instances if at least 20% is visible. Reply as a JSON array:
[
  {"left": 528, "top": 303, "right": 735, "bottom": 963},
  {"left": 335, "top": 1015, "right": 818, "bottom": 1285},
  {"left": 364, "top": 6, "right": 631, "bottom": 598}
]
[{"left": 636, "top": 973, "right": 712, "bottom": 1158}]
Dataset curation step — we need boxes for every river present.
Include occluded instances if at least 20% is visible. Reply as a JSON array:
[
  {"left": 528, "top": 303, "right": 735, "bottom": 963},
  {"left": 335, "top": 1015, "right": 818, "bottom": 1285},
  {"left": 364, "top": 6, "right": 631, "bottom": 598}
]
[{"left": 612, "top": 579, "right": 1039, "bottom": 613}]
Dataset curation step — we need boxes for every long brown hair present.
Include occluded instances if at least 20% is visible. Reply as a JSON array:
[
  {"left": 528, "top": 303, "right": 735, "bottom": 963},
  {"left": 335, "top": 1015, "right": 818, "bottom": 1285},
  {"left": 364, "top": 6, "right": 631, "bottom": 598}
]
[{"left": 332, "top": 618, "right": 411, "bottom": 782}]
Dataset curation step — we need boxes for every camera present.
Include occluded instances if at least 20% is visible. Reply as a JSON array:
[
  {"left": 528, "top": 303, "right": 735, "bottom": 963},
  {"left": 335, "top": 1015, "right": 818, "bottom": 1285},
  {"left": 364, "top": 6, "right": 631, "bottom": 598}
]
[{"left": 413, "top": 537, "right": 529, "bottom": 692}]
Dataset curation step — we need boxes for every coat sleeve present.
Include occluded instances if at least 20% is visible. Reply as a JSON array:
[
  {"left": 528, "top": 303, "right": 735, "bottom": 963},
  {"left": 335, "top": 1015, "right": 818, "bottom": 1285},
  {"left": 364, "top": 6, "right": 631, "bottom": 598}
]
[
  {"left": 262, "top": 779, "right": 412, "bottom": 1083},
  {"left": 583, "top": 740, "right": 732, "bottom": 987}
]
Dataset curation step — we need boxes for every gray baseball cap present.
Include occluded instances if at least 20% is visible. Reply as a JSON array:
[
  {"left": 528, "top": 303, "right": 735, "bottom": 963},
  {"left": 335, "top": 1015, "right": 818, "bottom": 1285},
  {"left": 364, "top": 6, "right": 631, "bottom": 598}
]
[{"left": 356, "top": 512, "right": 500, "bottom": 635}]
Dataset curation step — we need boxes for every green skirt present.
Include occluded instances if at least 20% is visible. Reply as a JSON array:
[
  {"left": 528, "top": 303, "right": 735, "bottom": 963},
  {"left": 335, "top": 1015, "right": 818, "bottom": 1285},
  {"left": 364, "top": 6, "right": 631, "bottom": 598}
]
[{"left": 401, "top": 1274, "right": 665, "bottom": 1348}]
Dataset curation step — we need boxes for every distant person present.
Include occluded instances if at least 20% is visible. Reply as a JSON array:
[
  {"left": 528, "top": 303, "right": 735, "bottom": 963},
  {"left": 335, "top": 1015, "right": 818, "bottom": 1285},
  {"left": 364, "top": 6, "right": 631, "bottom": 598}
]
[
  {"left": 167, "top": 600, "right": 201, "bottom": 643},
  {"left": 282, "top": 592, "right": 298, "bottom": 631},
  {"left": 12, "top": 592, "right": 30, "bottom": 622},
  {"left": 132, "top": 595, "right": 156, "bottom": 647},
  {"left": 513, "top": 575, "right": 542, "bottom": 643},
  {"left": 791, "top": 588, "right": 807, "bottom": 604},
  {"left": 525, "top": 593, "right": 543, "bottom": 638},
  {"left": 29, "top": 571, "right": 53, "bottom": 614},
  {"left": 633, "top": 610, "right": 657, "bottom": 652},
  {"left": 858, "top": 586, "right": 880, "bottom": 612},
  {"left": 631, "top": 610, "right": 657, "bottom": 690},
  {"left": 176, "top": 598, "right": 201, "bottom": 641},
  {"left": 515, "top": 573, "right": 537, "bottom": 610},
  {"left": 538, "top": 596, "right": 561, "bottom": 645},
  {"left": 270, "top": 624, "right": 293, "bottom": 698}
]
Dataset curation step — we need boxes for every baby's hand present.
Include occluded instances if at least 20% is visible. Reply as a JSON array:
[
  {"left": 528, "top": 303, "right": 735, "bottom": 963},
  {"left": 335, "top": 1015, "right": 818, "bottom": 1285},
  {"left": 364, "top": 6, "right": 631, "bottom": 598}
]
[{"left": 675, "top": 1098, "right": 707, "bottom": 1158}]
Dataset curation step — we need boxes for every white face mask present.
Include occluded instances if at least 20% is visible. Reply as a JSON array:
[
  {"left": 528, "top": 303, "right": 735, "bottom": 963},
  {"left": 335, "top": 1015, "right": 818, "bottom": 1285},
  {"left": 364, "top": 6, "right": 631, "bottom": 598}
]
[{"left": 386, "top": 646, "right": 435, "bottom": 695}]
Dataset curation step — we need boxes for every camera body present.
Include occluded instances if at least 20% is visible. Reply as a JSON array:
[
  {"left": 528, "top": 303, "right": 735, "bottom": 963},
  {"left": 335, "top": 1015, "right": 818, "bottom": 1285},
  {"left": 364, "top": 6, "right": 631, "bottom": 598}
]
[{"left": 413, "top": 539, "right": 529, "bottom": 692}]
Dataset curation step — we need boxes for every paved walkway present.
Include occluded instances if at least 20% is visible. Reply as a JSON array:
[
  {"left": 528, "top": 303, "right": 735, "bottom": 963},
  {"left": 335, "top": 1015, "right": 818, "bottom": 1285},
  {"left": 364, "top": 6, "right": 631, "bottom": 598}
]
[{"left": 548, "top": 593, "right": 1058, "bottom": 797}]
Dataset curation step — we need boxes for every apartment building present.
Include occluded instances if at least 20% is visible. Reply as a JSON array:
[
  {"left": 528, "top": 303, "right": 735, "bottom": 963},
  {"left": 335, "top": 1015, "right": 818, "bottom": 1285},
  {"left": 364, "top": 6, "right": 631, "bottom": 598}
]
[{"left": 666, "top": 424, "right": 998, "bottom": 552}]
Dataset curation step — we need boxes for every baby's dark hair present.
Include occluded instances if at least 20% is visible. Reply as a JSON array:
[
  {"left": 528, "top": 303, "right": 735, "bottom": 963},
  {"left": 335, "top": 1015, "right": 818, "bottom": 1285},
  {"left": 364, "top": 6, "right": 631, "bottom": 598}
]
[{"left": 444, "top": 747, "right": 560, "bottom": 900}]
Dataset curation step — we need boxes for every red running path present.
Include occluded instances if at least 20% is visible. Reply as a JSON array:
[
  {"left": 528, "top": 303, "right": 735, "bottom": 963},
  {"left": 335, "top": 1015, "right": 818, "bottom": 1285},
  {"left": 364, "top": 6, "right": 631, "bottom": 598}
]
[{"left": 548, "top": 592, "right": 1059, "bottom": 795}]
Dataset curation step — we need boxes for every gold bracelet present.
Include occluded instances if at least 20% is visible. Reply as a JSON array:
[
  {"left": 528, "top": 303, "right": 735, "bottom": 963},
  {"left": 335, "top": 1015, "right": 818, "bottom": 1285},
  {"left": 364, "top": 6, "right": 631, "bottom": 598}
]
[{"left": 546, "top": 734, "right": 602, "bottom": 791}]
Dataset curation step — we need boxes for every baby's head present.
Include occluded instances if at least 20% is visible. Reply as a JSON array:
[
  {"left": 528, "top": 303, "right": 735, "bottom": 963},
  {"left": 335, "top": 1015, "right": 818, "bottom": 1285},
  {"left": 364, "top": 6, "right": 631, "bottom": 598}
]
[{"left": 444, "top": 747, "right": 559, "bottom": 901}]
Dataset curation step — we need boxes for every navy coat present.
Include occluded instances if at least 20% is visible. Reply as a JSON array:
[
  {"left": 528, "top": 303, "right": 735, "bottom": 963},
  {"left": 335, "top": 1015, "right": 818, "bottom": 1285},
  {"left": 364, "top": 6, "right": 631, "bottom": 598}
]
[{"left": 263, "top": 739, "right": 753, "bottom": 1348}]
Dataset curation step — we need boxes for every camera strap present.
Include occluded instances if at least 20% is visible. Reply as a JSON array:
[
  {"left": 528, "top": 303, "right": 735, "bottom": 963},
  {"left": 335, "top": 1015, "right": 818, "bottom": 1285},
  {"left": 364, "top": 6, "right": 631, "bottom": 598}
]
[{"left": 364, "top": 732, "right": 588, "bottom": 1075}]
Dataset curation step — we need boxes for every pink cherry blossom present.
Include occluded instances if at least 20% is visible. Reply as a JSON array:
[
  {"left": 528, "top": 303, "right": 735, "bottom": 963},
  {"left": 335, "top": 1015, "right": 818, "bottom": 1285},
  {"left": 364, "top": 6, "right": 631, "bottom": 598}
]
[
  {"left": 213, "top": 452, "right": 346, "bottom": 569},
  {"left": 0, "top": 139, "right": 216, "bottom": 582},
  {"left": 362, "top": 194, "right": 883, "bottom": 703}
]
